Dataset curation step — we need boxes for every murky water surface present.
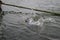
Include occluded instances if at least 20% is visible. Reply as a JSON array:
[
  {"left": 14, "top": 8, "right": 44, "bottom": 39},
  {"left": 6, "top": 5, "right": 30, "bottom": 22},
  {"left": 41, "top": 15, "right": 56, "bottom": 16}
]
[{"left": 0, "top": 11, "right": 60, "bottom": 40}]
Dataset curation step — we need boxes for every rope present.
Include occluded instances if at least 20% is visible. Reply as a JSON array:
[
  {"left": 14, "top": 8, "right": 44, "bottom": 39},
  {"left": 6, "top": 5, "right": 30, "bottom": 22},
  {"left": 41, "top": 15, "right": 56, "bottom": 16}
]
[{"left": 1, "top": 2, "right": 60, "bottom": 16}]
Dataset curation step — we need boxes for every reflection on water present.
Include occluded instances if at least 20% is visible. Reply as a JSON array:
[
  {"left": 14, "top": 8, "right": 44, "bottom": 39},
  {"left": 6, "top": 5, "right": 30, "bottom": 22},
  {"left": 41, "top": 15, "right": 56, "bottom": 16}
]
[{"left": 0, "top": 11, "right": 60, "bottom": 40}]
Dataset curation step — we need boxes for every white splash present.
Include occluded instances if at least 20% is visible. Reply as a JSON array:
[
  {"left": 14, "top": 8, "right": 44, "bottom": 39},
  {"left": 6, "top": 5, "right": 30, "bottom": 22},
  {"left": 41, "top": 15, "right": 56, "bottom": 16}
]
[{"left": 28, "top": 17, "right": 55, "bottom": 26}]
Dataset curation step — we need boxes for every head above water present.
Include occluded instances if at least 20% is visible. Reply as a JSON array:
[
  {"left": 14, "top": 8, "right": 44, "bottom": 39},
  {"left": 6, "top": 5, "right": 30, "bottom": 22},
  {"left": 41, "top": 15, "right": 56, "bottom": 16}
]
[
  {"left": 0, "top": 0, "right": 2, "bottom": 12},
  {"left": 0, "top": 0, "right": 2, "bottom": 4}
]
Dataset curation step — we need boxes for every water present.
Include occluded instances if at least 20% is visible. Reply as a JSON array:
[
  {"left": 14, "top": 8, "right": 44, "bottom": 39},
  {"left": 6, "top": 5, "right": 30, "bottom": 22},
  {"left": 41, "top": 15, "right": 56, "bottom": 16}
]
[
  {"left": 0, "top": 11, "right": 60, "bottom": 40},
  {"left": 0, "top": 0, "right": 60, "bottom": 40}
]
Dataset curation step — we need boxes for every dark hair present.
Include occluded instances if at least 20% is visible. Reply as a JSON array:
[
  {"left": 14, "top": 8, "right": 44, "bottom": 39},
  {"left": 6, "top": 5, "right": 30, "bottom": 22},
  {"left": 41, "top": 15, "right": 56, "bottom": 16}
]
[
  {"left": 0, "top": 0, "right": 2, "bottom": 4},
  {"left": 0, "top": 0, "right": 2, "bottom": 12}
]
